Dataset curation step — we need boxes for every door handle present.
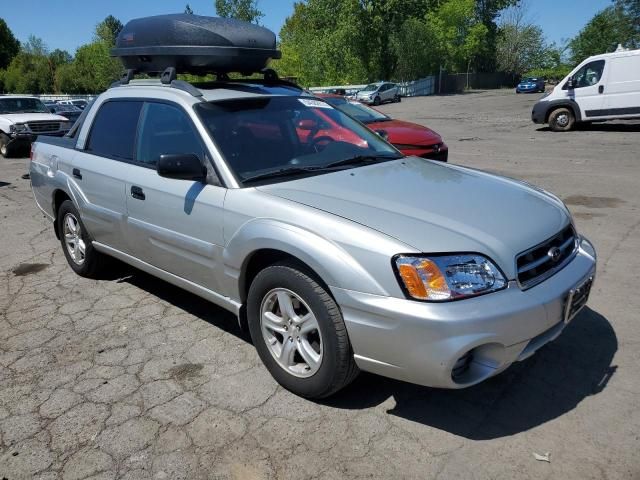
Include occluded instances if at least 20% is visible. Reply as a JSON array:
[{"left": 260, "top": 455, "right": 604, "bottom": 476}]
[
  {"left": 72, "top": 168, "right": 82, "bottom": 180},
  {"left": 598, "top": 85, "right": 604, "bottom": 94},
  {"left": 130, "top": 185, "right": 145, "bottom": 200}
]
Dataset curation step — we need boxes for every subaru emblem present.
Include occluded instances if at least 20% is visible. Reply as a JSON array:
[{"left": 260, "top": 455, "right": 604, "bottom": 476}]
[{"left": 548, "top": 247, "right": 561, "bottom": 263}]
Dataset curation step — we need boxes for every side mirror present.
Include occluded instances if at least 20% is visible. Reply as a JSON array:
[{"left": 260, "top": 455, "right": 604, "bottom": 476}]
[
  {"left": 567, "top": 77, "right": 575, "bottom": 89},
  {"left": 297, "top": 119, "right": 318, "bottom": 131},
  {"left": 157, "top": 153, "right": 206, "bottom": 181},
  {"left": 375, "top": 129, "right": 389, "bottom": 141}
]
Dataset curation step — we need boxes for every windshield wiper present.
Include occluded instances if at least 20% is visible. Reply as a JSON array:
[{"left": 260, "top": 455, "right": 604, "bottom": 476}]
[
  {"left": 241, "top": 166, "right": 323, "bottom": 184},
  {"left": 241, "top": 154, "right": 401, "bottom": 184},
  {"left": 322, "top": 154, "right": 401, "bottom": 169}
]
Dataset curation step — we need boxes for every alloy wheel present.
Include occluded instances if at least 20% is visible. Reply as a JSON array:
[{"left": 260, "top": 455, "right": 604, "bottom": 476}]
[
  {"left": 260, "top": 288, "right": 323, "bottom": 378},
  {"left": 62, "top": 213, "right": 86, "bottom": 265}
]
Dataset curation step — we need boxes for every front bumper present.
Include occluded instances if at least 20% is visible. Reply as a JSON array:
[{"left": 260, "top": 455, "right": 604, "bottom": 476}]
[
  {"left": 331, "top": 237, "right": 596, "bottom": 389},
  {"left": 531, "top": 100, "right": 547, "bottom": 124},
  {"left": 8, "top": 130, "right": 68, "bottom": 145}
]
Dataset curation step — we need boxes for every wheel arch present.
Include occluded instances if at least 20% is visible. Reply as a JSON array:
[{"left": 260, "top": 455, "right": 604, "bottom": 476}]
[
  {"left": 52, "top": 189, "right": 72, "bottom": 239},
  {"left": 224, "top": 219, "right": 388, "bottom": 303},
  {"left": 545, "top": 100, "right": 582, "bottom": 123}
]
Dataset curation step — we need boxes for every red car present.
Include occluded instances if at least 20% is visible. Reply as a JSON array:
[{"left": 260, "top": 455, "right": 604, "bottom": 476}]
[{"left": 317, "top": 94, "right": 448, "bottom": 162}]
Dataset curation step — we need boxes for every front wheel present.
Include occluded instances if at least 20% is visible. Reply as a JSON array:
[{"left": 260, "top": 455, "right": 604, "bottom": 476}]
[
  {"left": 57, "top": 200, "right": 106, "bottom": 277},
  {"left": 394, "top": 94, "right": 401, "bottom": 103},
  {"left": 373, "top": 96, "right": 381, "bottom": 106},
  {"left": 548, "top": 107, "right": 575, "bottom": 132},
  {"left": 247, "top": 263, "right": 359, "bottom": 398},
  {"left": 0, "top": 133, "right": 13, "bottom": 158}
]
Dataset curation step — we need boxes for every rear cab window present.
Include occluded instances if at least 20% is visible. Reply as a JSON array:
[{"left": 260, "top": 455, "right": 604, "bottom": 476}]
[{"left": 86, "top": 101, "right": 143, "bottom": 160}]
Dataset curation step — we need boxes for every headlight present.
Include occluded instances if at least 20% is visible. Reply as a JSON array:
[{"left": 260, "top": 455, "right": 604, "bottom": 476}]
[
  {"left": 61, "top": 121, "right": 72, "bottom": 129},
  {"left": 10, "top": 124, "right": 27, "bottom": 133},
  {"left": 394, "top": 254, "right": 507, "bottom": 301}
]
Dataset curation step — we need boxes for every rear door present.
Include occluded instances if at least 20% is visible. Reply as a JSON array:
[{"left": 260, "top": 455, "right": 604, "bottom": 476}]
[
  {"left": 567, "top": 60, "right": 608, "bottom": 120},
  {"left": 603, "top": 55, "right": 640, "bottom": 118},
  {"left": 73, "top": 100, "right": 142, "bottom": 252},
  {"left": 124, "top": 101, "right": 226, "bottom": 292}
]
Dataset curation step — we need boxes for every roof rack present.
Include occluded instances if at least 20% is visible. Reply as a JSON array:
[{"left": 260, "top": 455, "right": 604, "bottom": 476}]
[{"left": 109, "top": 67, "right": 301, "bottom": 98}]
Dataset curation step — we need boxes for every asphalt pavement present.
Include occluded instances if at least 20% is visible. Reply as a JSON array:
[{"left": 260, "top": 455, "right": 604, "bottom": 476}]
[{"left": 1, "top": 89, "right": 639, "bottom": 479}]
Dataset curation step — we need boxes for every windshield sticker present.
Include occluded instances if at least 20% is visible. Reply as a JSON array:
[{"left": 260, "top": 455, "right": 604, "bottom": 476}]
[{"left": 298, "top": 98, "right": 332, "bottom": 109}]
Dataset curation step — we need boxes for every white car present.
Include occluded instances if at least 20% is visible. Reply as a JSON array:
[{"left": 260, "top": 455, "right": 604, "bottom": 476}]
[
  {"left": 0, "top": 96, "right": 72, "bottom": 157},
  {"left": 532, "top": 47, "right": 640, "bottom": 131},
  {"left": 355, "top": 82, "right": 401, "bottom": 105}
]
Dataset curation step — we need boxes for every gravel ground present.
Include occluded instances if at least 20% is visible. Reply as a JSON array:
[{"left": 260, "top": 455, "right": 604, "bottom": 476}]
[{"left": 1, "top": 89, "right": 639, "bottom": 479}]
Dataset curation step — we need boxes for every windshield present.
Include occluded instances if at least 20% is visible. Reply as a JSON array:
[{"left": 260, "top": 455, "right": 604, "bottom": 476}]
[
  {"left": 361, "top": 84, "right": 379, "bottom": 92},
  {"left": 333, "top": 101, "right": 389, "bottom": 124},
  {"left": 195, "top": 96, "right": 401, "bottom": 185},
  {"left": 0, "top": 98, "right": 47, "bottom": 114}
]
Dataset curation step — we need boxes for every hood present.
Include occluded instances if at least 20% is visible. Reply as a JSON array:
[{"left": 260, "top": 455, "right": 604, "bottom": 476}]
[
  {"left": 1, "top": 113, "right": 69, "bottom": 124},
  {"left": 367, "top": 119, "right": 442, "bottom": 146},
  {"left": 256, "top": 157, "right": 569, "bottom": 278}
]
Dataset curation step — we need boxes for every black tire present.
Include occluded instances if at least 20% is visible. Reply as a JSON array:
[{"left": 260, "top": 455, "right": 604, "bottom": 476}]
[
  {"left": 373, "top": 96, "right": 381, "bottom": 106},
  {"left": 247, "top": 262, "right": 359, "bottom": 398},
  {"left": 394, "top": 94, "right": 401, "bottom": 103},
  {"left": 57, "top": 200, "right": 106, "bottom": 278},
  {"left": 548, "top": 107, "right": 575, "bottom": 132},
  {"left": 0, "top": 133, "right": 13, "bottom": 158}
]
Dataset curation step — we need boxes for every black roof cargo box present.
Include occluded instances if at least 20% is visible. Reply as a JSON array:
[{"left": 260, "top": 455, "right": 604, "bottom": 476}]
[{"left": 111, "top": 14, "right": 281, "bottom": 75}]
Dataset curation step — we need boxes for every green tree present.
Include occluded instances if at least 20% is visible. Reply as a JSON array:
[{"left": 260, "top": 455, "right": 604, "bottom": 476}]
[
  {"left": 497, "top": 3, "right": 557, "bottom": 76},
  {"left": 391, "top": 17, "right": 438, "bottom": 81},
  {"left": 96, "top": 15, "right": 124, "bottom": 46},
  {"left": 428, "top": 0, "right": 488, "bottom": 74},
  {"left": 56, "top": 16, "right": 125, "bottom": 93},
  {"left": 2, "top": 36, "right": 54, "bottom": 94},
  {"left": 569, "top": 6, "right": 636, "bottom": 63},
  {"left": 50, "top": 49, "right": 72, "bottom": 68},
  {"left": 474, "top": 0, "right": 519, "bottom": 71},
  {"left": 215, "top": 0, "right": 264, "bottom": 23},
  {"left": 185, "top": 4, "right": 194, "bottom": 14},
  {"left": 0, "top": 18, "right": 20, "bottom": 70}
]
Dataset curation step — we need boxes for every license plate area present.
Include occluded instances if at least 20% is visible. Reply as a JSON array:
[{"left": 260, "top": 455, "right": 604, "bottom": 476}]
[{"left": 564, "top": 275, "right": 594, "bottom": 324}]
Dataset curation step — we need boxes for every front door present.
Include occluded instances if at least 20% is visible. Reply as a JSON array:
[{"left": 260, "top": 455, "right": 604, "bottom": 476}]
[
  {"left": 124, "top": 101, "right": 226, "bottom": 292},
  {"left": 567, "top": 59, "right": 607, "bottom": 120}
]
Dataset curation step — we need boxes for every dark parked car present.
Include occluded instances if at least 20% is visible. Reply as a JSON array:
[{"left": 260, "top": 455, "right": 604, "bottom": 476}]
[
  {"left": 516, "top": 77, "right": 545, "bottom": 93},
  {"left": 318, "top": 94, "right": 448, "bottom": 161},
  {"left": 47, "top": 104, "right": 83, "bottom": 124}
]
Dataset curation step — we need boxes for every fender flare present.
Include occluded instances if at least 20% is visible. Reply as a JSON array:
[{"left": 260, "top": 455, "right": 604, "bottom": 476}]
[{"left": 223, "top": 218, "right": 388, "bottom": 301}]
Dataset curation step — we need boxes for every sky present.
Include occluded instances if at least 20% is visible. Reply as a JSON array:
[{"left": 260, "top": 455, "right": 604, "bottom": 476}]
[{"left": 3, "top": 0, "right": 613, "bottom": 56}]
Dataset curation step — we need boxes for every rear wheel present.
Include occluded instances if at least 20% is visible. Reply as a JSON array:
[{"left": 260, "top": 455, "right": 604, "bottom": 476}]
[
  {"left": 548, "top": 107, "right": 575, "bottom": 132},
  {"left": 247, "top": 262, "right": 358, "bottom": 398},
  {"left": 394, "top": 94, "right": 401, "bottom": 103},
  {"left": 57, "top": 200, "right": 106, "bottom": 277}
]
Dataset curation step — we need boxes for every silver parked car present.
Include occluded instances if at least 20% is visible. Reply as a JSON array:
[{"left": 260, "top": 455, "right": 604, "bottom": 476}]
[
  {"left": 355, "top": 82, "right": 401, "bottom": 105},
  {"left": 30, "top": 78, "right": 596, "bottom": 399}
]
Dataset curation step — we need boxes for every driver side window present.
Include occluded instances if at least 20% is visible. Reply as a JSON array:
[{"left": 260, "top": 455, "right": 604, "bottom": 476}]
[
  {"left": 568, "top": 60, "right": 605, "bottom": 89},
  {"left": 136, "top": 102, "right": 204, "bottom": 167}
]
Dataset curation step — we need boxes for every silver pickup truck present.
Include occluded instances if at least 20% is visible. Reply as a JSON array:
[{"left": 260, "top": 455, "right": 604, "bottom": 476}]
[{"left": 30, "top": 77, "right": 596, "bottom": 398}]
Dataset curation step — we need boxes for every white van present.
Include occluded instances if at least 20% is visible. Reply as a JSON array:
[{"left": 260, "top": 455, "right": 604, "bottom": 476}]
[{"left": 532, "top": 48, "right": 640, "bottom": 131}]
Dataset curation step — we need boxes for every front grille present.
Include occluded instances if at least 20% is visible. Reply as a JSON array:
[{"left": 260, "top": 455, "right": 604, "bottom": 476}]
[
  {"left": 26, "top": 121, "right": 60, "bottom": 133},
  {"left": 516, "top": 225, "right": 577, "bottom": 289}
]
